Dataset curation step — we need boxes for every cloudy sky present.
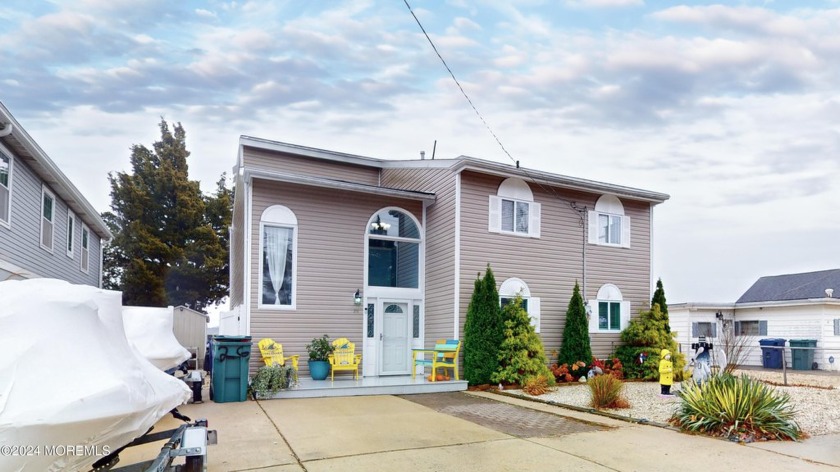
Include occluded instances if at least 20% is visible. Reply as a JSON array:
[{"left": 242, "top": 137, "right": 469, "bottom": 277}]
[{"left": 2, "top": 0, "right": 839, "bottom": 305}]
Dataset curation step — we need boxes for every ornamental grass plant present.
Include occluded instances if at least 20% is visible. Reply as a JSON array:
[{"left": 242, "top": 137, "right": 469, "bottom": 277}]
[
  {"left": 669, "top": 374, "right": 802, "bottom": 441},
  {"left": 588, "top": 374, "right": 630, "bottom": 409}
]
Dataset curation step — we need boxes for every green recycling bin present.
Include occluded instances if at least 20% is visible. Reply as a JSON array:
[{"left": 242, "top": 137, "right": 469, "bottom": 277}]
[
  {"left": 789, "top": 339, "right": 817, "bottom": 371},
  {"left": 210, "top": 335, "right": 252, "bottom": 402}
]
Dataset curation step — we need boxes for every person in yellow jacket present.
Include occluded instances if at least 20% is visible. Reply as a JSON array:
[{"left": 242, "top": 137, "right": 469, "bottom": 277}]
[{"left": 659, "top": 348, "right": 674, "bottom": 395}]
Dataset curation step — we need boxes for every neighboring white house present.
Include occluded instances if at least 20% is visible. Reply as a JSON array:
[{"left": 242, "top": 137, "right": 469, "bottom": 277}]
[{"left": 670, "top": 269, "right": 840, "bottom": 371}]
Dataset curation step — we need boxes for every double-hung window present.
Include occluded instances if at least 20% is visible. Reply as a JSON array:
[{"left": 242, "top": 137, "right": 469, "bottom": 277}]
[
  {"left": 589, "top": 195, "right": 630, "bottom": 248},
  {"left": 488, "top": 177, "right": 540, "bottom": 238},
  {"left": 598, "top": 301, "right": 621, "bottom": 331},
  {"left": 67, "top": 211, "right": 76, "bottom": 258},
  {"left": 0, "top": 150, "right": 10, "bottom": 225},
  {"left": 589, "top": 283, "right": 629, "bottom": 333},
  {"left": 692, "top": 322, "right": 717, "bottom": 338},
  {"left": 80, "top": 225, "right": 90, "bottom": 273},
  {"left": 41, "top": 187, "right": 55, "bottom": 252},
  {"left": 735, "top": 320, "right": 767, "bottom": 336}
]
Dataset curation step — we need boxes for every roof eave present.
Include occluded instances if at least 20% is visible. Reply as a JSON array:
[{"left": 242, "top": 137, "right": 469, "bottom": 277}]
[
  {"left": 244, "top": 169, "right": 436, "bottom": 204},
  {"left": 0, "top": 102, "right": 112, "bottom": 241},
  {"left": 454, "top": 159, "right": 670, "bottom": 203}
]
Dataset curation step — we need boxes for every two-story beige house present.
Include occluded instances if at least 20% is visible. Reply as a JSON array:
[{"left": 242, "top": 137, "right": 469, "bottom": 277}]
[{"left": 225, "top": 136, "right": 669, "bottom": 378}]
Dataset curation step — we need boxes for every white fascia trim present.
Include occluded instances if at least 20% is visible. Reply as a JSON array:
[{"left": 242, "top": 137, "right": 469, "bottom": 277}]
[
  {"left": 0, "top": 103, "right": 111, "bottom": 240},
  {"left": 670, "top": 302, "right": 738, "bottom": 310},
  {"left": 380, "top": 159, "right": 458, "bottom": 169},
  {"left": 240, "top": 136, "right": 385, "bottom": 168},
  {"left": 245, "top": 169, "right": 436, "bottom": 204},
  {"left": 453, "top": 172, "right": 461, "bottom": 339},
  {"left": 456, "top": 161, "right": 669, "bottom": 204},
  {"left": 734, "top": 299, "right": 840, "bottom": 309}
]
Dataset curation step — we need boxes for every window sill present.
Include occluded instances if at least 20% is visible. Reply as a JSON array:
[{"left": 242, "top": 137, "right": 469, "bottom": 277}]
[{"left": 496, "top": 230, "right": 538, "bottom": 239}]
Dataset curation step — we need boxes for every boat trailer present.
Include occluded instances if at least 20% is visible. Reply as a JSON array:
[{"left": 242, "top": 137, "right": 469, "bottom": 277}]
[{"left": 90, "top": 410, "right": 217, "bottom": 472}]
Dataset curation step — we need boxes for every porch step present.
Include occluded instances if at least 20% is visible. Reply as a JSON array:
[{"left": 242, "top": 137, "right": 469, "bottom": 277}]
[{"left": 268, "top": 375, "right": 468, "bottom": 399}]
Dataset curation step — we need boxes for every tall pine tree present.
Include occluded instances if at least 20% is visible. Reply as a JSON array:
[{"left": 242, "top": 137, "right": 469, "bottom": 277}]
[
  {"left": 102, "top": 120, "right": 230, "bottom": 310},
  {"left": 463, "top": 265, "right": 503, "bottom": 386},
  {"left": 651, "top": 278, "right": 670, "bottom": 333},
  {"left": 558, "top": 282, "right": 592, "bottom": 366}
]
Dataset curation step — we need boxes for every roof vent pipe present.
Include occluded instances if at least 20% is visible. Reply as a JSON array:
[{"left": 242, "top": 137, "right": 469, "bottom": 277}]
[
  {"left": 420, "top": 151, "right": 425, "bottom": 160},
  {"left": 0, "top": 123, "right": 13, "bottom": 138},
  {"left": 826, "top": 288, "right": 834, "bottom": 298}
]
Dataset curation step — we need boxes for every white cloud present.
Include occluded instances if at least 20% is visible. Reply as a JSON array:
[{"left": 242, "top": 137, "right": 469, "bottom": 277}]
[
  {"left": 565, "top": 0, "right": 644, "bottom": 8},
  {"left": 195, "top": 9, "right": 217, "bottom": 20}
]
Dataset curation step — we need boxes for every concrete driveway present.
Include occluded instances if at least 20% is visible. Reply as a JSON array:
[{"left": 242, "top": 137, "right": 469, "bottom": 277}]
[{"left": 120, "top": 392, "right": 840, "bottom": 471}]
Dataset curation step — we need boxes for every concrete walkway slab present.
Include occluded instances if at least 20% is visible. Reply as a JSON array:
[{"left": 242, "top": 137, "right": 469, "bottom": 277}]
[
  {"left": 531, "top": 425, "right": 838, "bottom": 472},
  {"left": 304, "top": 437, "right": 614, "bottom": 472},
  {"left": 260, "top": 395, "right": 509, "bottom": 461},
  {"left": 748, "top": 433, "right": 840, "bottom": 468}
]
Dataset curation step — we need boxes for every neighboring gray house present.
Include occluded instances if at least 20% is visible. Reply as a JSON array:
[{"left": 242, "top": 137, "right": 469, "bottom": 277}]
[
  {"left": 670, "top": 269, "right": 840, "bottom": 371},
  {"left": 223, "top": 136, "right": 669, "bottom": 377},
  {"left": 0, "top": 102, "right": 111, "bottom": 285}
]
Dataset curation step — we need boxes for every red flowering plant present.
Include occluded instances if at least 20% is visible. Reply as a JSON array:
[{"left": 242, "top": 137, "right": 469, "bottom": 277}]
[{"left": 551, "top": 358, "right": 625, "bottom": 383}]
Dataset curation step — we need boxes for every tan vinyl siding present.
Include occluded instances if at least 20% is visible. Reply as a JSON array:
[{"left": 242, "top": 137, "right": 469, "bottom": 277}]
[
  {"left": 585, "top": 198, "right": 652, "bottom": 356},
  {"left": 248, "top": 179, "right": 422, "bottom": 374},
  {"left": 457, "top": 171, "right": 654, "bottom": 360},
  {"left": 228, "top": 173, "right": 246, "bottom": 307},
  {"left": 243, "top": 147, "right": 380, "bottom": 186},
  {"left": 383, "top": 167, "right": 456, "bottom": 348}
]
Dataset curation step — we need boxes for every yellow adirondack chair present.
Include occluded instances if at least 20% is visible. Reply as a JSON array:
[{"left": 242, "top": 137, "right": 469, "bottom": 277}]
[
  {"left": 257, "top": 338, "right": 300, "bottom": 377},
  {"left": 328, "top": 337, "right": 362, "bottom": 381}
]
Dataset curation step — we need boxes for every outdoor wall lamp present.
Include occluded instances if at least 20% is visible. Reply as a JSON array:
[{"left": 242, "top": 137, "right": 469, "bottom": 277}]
[
  {"left": 354, "top": 289, "right": 362, "bottom": 305},
  {"left": 715, "top": 311, "right": 724, "bottom": 321}
]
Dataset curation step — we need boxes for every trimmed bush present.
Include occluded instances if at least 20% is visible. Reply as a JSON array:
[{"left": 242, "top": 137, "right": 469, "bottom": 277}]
[
  {"left": 491, "top": 295, "right": 555, "bottom": 386},
  {"left": 615, "top": 304, "right": 685, "bottom": 380},
  {"left": 463, "top": 265, "right": 503, "bottom": 385},
  {"left": 558, "top": 282, "right": 592, "bottom": 367},
  {"left": 670, "top": 374, "right": 802, "bottom": 441}
]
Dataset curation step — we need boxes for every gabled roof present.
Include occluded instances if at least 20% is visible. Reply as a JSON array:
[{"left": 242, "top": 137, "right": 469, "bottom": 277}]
[
  {"left": 736, "top": 269, "right": 840, "bottom": 303},
  {"left": 0, "top": 102, "right": 112, "bottom": 240},
  {"left": 238, "top": 136, "right": 670, "bottom": 204}
]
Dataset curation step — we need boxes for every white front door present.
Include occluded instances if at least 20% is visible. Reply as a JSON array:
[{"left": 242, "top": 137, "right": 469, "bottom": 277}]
[{"left": 380, "top": 301, "right": 411, "bottom": 375}]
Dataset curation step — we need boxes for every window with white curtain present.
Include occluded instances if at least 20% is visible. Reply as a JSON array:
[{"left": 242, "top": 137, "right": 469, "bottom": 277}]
[{"left": 259, "top": 205, "right": 298, "bottom": 308}]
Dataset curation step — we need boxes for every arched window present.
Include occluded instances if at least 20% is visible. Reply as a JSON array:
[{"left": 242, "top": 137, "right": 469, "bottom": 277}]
[
  {"left": 259, "top": 205, "right": 297, "bottom": 308},
  {"left": 367, "top": 208, "right": 421, "bottom": 288},
  {"left": 488, "top": 177, "right": 540, "bottom": 238},
  {"left": 499, "top": 277, "right": 541, "bottom": 333},
  {"left": 589, "top": 283, "right": 629, "bottom": 332},
  {"left": 588, "top": 195, "right": 630, "bottom": 248}
]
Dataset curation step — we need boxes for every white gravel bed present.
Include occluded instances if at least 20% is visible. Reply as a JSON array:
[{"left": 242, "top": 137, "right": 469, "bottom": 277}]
[{"left": 507, "top": 373, "right": 840, "bottom": 436}]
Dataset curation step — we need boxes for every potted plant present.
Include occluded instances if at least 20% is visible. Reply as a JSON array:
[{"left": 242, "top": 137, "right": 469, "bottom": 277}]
[{"left": 306, "top": 334, "right": 334, "bottom": 380}]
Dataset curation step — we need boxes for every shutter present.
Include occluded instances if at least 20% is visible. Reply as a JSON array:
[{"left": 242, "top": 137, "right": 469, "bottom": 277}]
[
  {"left": 621, "top": 215, "right": 631, "bottom": 248},
  {"left": 529, "top": 202, "right": 541, "bottom": 238},
  {"left": 759, "top": 320, "right": 768, "bottom": 336},
  {"left": 588, "top": 211, "right": 598, "bottom": 244},
  {"left": 588, "top": 300, "right": 598, "bottom": 332},
  {"left": 692, "top": 322, "right": 698, "bottom": 338},
  {"left": 734, "top": 321, "right": 741, "bottom": 336},
  {"left": 711, "top": 323, "right": 717, "bottom": 338},
  {"left": 835, "top": 319, "right": 840, "bottom": 336},
  {"left": 488, "top": 195, "right": 501, "bottom": 233},
  {"left": 530, "top": 297, "right": 541, "bottom": 333},
  {"left": 620, "top": 300, "right": 631, "bottom": 330}
]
